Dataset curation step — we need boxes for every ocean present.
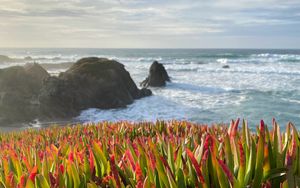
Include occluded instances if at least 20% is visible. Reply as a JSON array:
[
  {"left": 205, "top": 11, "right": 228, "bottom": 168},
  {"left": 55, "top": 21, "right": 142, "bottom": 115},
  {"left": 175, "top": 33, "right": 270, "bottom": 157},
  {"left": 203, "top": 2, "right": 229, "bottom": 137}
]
[{"left": 1, "top": 48, "right": 300, "bottom": 129}]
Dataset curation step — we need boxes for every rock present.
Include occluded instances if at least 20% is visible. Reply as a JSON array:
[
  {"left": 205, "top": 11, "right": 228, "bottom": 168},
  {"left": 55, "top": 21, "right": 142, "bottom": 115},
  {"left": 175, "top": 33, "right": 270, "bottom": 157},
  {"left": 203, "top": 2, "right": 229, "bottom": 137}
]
[
  {"left": 139, "top": 88, "right": 153, "bottom": 97},
  {"left": 0, "top": 55, "right": 13, "bottom": 62},
  {"left": 222, "top": 65, "right": 230, "bottom": 69},
  {"left": 0, "top": 64, "right": 50, "bottom": 124},
  {"left": 24, "top": 56, "right": 33, "bottom": 60},
  {"left": 141, "top": 61, "right": 170, "bottom": 87},
  {"left": 0, "top": 57, "right": 152, "bottom": 125},
  {"left": 24, "top": 63, "right": 50, "bottom": 83},
  {"left": 39, "top": 57, "right": 152, "bottom": 119}
]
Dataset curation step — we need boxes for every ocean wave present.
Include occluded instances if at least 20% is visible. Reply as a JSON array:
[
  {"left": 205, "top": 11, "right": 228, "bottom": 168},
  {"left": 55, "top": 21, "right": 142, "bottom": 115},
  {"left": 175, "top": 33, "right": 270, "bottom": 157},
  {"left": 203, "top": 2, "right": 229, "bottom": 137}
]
[
  {"left": 251, "top": 53, "right": 300, "bottom": 62},
  {"left": 166, "top": 61, "right": 300, "bottom": 76},
  {"left": 77, "top": 95, "right": 191, "bottom": 123},
  {"left": 214, "top": 54, "right": 300, "bottom": 65},
  {"left": 281, "top": 98, "right": 300, "bottom": 104},
  {"left": 241, "top": 88, "right": 300, "bottom": 97},
  {"left": 40, "top": 62, "right": 74, "bottom": 70},
  {"left": 216, "top": 58, "right": 228, "bottom": 64},
  {"left": 166, "top": 82, "right": 234, "bottom": 94},
  {"left": 215, "top": 58, "right": 270, "bottom": 65},
  {"left": 226, "top": 69, "right": 300, "bottom": 76},
  {"left": 194, "top": 68, "right": 300, "bottom": 77},
  {"left": 116, "top": 56, "right": 163, "bottom": 63},
  {"left": 0, "top": 54, "right": 76, "bottom": 63},
  {"left": 33, "top": 57, "right": 62, "bottom": 61},
  {"left": 166, "top": 67, "right": 200, "bottom": 72},
  {"left": 199, "top": 53, "right": 247, "bottom": 59},
  {"left": 24, "top": 55, "right": 78, "bottom": 61}
]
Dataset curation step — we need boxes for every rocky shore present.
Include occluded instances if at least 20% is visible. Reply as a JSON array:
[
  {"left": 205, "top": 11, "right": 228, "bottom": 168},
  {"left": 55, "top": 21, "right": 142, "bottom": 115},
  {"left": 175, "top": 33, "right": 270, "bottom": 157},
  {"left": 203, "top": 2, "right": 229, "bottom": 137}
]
[{"left": 0, "top": 57, "right": 166, "bottom": 126}]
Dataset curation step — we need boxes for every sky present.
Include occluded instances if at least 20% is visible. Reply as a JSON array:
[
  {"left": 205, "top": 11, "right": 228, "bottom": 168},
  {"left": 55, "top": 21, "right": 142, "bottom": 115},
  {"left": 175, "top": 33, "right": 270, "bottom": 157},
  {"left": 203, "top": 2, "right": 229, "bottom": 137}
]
[{"left": 0, "top": 0, "right": 300, "bottom": 48}]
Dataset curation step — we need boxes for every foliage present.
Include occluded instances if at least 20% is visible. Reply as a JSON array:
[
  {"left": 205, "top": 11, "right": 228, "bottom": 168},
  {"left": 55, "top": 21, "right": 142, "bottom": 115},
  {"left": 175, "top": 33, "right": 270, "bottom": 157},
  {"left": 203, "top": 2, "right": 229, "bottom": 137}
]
[{"left": 0, "top": 119, "right": 299, "bottom": 187}]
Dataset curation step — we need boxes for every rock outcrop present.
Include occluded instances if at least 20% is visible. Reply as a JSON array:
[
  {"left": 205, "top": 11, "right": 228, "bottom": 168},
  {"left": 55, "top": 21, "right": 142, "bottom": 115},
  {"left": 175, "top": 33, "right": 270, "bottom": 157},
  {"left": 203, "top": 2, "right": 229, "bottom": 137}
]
[
  {"left": 39, "top": 57, "right": 152, "bottom": 119},
  {"left": 141, "top": 61, "right": 170, "bottom": 87},
  {"left": 0, "top": 63, "right": 50, "bottom": 123},
  {"left": 0, "top": 57, "right": 151, "bottom": 125},
  {"left": 0, "top": 55, "right": 13, "bottom": 62}
]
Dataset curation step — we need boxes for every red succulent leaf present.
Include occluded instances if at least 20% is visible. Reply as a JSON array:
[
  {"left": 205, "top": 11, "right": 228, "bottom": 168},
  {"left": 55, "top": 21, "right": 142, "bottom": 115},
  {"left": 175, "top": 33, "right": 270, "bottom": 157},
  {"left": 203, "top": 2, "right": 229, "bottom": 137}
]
[
  {"left": 201, "top": 149, "right": 209, "bottom": 165},
  {"left": 29, "top": 166, "right": 38, "bottom": 182},
  {"left": 68, "top": 152, "right": 74, "bottom": 162},
  {"left": 10, "top": 150, "right": 18, "bottom": 159},
  {"left": 102, "top": 175, "right": 113, "bottom": 184},
  {"left": 6, "top": 172, "right": 15, "bottom": 188},
  {"left": 229, "top": 118, "right": 240, "bottom": 138},
  {"left": 186, "top": 148, "right": 205, "bottom": 183},
  {"left": 89, "top": 148, "right": 95, "bottom": 173},
  {"left": 110, "top": 155, "right": 121, "bottom": 188},
  {"left": 59, "top": 164, "right": 64, "bottom": 174},
  {"left": 22, "top": 156, "right": 31, "bottom": 172},
  {"left": 49, "top": 172, "right": 56, "bottom": 187},
  {"left": 174, "top": 147, "right": 179, "bottom": 161},
  {"left": 149, "top": 152, "right": 156, "bottom": 170},
  {"left": 286, "top": 153, "right": 293, "bottom": 166},
  {"left": 160, "top": 155, "right": 175, "bottom": 181},
  {"left": 125, "top": 149, "right": 136, "bottom": 171},
  {"left": 290, "top": 133, "right": 297, "bottom": 157},
  {"left": 51, "top": 144, "right": 59, "bottom": 153},
  {"left": 238, "top": 141, "right": 245, "bottom": 166},
  {"left": 38, "top": 151, "right": 44, "bottom": 161},
  {"left": 132, "top": 142, "right": 140, "bottom": 157},
  {"left": 18, "top": 175, "right": 26, "bottom": 188},
  {"left": 260, "top": 120, "right": 265, "bottom": 138},
  {"left": 272, "top": 118, "right": 276, "bottom": 127},
  {"left": 203, "top": 134, "right": 211, "bottom": 151},
  {"left": 135, "top": 162, "right": 144, "bottom": 188},
  {"left": 262, "top": 181, "right": 272, "bottom": 188},
  {"left": 217, "top": 158, "right": 234, "bottom": 185}
]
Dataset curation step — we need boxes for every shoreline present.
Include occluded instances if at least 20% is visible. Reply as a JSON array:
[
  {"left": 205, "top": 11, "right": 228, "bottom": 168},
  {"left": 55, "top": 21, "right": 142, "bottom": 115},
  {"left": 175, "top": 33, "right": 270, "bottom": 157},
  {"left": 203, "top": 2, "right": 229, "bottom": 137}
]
[
  {"left": 0, "top": 119, "right": 82, "bottom": 132},
  {"left": 1, "top": 49, "right": 300, "bottom": 129}
]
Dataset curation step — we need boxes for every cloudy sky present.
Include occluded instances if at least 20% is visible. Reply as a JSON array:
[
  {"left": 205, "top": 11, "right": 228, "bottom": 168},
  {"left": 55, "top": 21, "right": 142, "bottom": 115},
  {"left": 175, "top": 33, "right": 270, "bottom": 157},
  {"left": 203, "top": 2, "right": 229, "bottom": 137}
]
[{"left": 0, "top": 0, "right": 300, "bottom": 48}]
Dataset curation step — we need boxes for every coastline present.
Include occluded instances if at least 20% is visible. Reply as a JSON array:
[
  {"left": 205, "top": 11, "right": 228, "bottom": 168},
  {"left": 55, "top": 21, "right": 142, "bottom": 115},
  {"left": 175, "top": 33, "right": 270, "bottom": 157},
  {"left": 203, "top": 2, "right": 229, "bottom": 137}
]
[{"left": 1, "top": 48, "right": 300, "bottom": 129}]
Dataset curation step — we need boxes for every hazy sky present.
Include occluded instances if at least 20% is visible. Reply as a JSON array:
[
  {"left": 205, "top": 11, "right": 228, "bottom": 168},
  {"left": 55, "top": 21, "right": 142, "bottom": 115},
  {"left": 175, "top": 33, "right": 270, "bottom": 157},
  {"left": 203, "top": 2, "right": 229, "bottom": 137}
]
[{"left": 0, "top": 0, "right": 300, "bottom": 48}]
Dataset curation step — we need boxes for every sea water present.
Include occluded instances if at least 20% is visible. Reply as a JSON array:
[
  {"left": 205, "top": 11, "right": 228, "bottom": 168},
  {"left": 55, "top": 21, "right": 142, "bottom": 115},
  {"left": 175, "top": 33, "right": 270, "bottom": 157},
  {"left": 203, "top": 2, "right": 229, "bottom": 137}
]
[{"left": 1, "top": 48, "right": 300, "bottom": 128}]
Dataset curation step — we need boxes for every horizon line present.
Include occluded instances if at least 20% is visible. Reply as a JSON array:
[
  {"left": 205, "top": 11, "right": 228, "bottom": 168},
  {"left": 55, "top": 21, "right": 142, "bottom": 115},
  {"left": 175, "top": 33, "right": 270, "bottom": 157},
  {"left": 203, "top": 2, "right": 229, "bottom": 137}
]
[{"left": 1, "top": 47, "right": 300, "bottom": 50}]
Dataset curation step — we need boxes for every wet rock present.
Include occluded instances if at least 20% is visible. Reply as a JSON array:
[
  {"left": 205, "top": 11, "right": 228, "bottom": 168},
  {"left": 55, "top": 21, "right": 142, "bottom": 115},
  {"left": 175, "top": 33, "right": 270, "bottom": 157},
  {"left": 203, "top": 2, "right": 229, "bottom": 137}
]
[
  {"left": 39, "top": 57, "right": 152, "bottom": 119},
  {"left": 0, "top": 58, "right": 152, "bottom": 125},
  {"left": 0, "top": 55, "right": 13, "bottom": 62},
  {"left": 24, "top": 56, "right": 33, "bottom": 61},
  {"left": 0, "top": 64, "right": 50, "bottom": 124},
  {"left": 141, "top": 61, "right": 170, "bottom": 87}
]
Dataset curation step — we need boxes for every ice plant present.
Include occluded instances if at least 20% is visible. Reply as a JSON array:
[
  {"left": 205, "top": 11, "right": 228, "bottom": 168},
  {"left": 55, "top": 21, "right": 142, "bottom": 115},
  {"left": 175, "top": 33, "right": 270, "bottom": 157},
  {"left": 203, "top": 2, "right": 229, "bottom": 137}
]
[{"left": 0, "top": 120, "right": 299, "bottom": 187}]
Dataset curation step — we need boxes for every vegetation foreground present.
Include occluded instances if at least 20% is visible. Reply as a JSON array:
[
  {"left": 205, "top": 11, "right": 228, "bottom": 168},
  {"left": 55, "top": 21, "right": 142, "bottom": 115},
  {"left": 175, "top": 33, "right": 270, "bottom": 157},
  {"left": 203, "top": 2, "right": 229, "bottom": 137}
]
[{"left": 0, "top": 119, "right": 299, "bottom": 188}]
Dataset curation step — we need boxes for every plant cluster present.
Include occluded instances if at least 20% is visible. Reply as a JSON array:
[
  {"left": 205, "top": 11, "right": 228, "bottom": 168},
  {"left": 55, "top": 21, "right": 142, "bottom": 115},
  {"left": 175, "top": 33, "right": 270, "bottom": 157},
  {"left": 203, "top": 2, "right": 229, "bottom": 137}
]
[{"left": 0, "top": 119, "right": 299, "bottom": 187}]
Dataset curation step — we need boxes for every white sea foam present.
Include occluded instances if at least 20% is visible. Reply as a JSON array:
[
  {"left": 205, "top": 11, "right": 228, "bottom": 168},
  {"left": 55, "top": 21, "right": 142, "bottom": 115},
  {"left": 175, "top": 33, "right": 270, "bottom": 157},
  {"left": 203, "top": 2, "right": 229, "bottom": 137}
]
[
  {"left": 77, "top": 95, "right": 191, "bottom": 123},
  {"left": 217, "top": 58, "right": 228, "bottom": 64},
  {"left": 281, "top": 98, "right": 300, "bottom": 104}
]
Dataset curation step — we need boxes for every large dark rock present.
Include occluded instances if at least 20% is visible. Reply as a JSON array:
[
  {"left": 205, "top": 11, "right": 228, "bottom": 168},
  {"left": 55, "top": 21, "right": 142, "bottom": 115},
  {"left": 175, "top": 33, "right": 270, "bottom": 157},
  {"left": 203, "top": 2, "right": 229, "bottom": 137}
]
[
  {"left": 0, "top": 58, "right": 152, "bottom": 125},
  {"left": 0, "top": 63, "right": 50, "bottom": 123},
  {"left": 39, "top": 57, "right": 152, "bottom": 119},
  {"left": 0, "top": 55, "right": 13, "bottom": 62},
  {"left": 141, "top": 61, "right": 170, "bottom": 87}
]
